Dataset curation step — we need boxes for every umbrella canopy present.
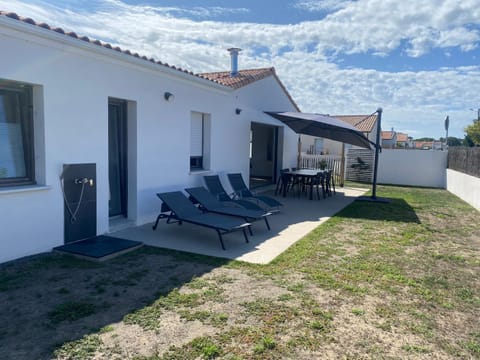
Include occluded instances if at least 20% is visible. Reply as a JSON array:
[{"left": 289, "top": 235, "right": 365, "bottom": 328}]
[{"left": 265, "top": 111, "right": 373, "bottom": 149}]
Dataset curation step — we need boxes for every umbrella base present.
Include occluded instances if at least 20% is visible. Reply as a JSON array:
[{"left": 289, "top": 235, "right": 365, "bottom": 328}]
[{"left": 355, "top": 196, "right": 391, "bottom": 203}]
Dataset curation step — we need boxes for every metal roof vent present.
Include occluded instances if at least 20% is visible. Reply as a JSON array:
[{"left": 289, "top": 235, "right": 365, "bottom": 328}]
[{"left": 227, "top": 48, "right": 241, "bottom": 77}]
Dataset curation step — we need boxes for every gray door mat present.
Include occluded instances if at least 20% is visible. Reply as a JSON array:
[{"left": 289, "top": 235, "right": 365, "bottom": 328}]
[{"left": 53, "top": 235, "right": 143, "bottom": 261}]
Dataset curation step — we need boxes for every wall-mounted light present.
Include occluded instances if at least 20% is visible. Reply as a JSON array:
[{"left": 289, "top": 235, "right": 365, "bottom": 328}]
[
  {"left": 235, "top": 108, "right": 242, "bottom": 115},
  {"left": 164, "top": 92, "right": 175, "bottom": 102}
]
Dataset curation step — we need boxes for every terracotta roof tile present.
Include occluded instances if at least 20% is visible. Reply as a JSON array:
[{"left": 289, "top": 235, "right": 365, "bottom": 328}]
[
  {"left": 381, "top": 131, "right": 396, "bottom": 140},
  {"left": 199, "top": 68, "right": 275, "bottom": 89},
  {"left": 331, "top": 114, "right": 377, "bottom": 133},
  {"left": 199, "top": 68, "right": 300, "bottom": 111},
  {"left": 0, "top": 11, "right": 223, "bottom": 86},
  {"left": 415, "top": 141, "right": 432, "bottom": 149}
]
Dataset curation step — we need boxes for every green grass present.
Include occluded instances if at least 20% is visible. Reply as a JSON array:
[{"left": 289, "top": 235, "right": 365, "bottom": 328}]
[
  {"left": 0, "top": 272, "right": 26, "bottom": 291},
  {"left": 48, "top": 301, "right": 100, "bottom": 324},
  {"left": 351, "top": 308, "right": 365, "bottom": 316},
  {"left": 124, "top": 282, "right": 226, "bottom": 331},
  {"left": 161, "top": 337, "right": 221, "bottom": 360},
  {"left": 254, "top": 336, "right": 276, "bottom": 354},
  {"left": 53, "top": 334, "right": 103, "bottom": 358},
  {"left": 401, "top": 344, "right": 431, "bottom": 354},
  {"left": 178, "top": 310, "right": 229, "bottom": 326}
]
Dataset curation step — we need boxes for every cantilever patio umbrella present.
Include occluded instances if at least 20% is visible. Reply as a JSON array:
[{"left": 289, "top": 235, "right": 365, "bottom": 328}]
[
  {"left": 265, "top": 111, "right": 374, "bottom": 149},
  {"left": 265, "top": 110, "right": 389, "bottom": 202}
]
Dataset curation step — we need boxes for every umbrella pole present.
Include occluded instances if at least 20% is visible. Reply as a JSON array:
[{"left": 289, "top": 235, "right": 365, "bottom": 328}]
[
  {"left": 340, "top": 143, "right": 345, "bottom": 187},
  {"left": 297, "top": 135, "right": 301, "bottom": 168},
  {"left": 371, "top": 108, "right": 381, "bottom": 198},
  {"left": 356, "top": 108, "right": 390, "bottom": 203}
]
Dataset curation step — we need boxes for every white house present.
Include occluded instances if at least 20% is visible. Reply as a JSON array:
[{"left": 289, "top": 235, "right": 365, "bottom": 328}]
[{"left": 0, "top": 11, "right": 299, "bottom": 263}]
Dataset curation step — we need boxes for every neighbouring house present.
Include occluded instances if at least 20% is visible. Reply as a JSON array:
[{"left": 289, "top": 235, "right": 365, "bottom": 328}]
[
  {"left": 414, "top": 140, "right": 444, "bottom": 150},
  {"left": 0, "top": 11, "right": 299, "bottom": 263},
  {"left": 396, "top": 132, "right": 410, "bottom": 148},
  {"left": 300, "top": 113, "right": 379, "bottom": 155},
  {"left": 381, "top": 129, "right": 397, "bottom": 149}
]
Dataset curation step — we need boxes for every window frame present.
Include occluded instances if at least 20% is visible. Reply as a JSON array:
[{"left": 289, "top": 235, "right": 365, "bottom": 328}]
[
  {"left": 190, "top": 112, "right": 205, "bottom": 171},
  {"left": 314, "top": 138, "right": 324, "bottom": 155},
  {"left": 0, "top": 81, "right": 35, "bottom": 187}
]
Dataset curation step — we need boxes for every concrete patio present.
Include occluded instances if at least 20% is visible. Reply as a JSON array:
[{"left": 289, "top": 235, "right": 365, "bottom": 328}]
[{"left": 112, "top": 186, "right": 368, "bottom": 264}]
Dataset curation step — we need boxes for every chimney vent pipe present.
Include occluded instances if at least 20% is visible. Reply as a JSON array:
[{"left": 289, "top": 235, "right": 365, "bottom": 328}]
[{"left": 227, "top": 48, "right": 241, "bottom": 77}]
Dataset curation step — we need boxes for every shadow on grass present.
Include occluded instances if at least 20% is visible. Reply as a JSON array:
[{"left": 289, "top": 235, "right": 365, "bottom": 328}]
[
  {"left": 0, "top": 246, "right": 229, "bottom": 360},
  {"left": 336, "top": 197, "right": 421, "bottom": 223}
]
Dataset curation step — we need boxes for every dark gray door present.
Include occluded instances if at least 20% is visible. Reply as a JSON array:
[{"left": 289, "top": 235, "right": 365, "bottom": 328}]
[
  {"left": 108, "top": 99, "right": 127, "bottom": 218},
  {"left": 250, "top": 123, "right": 278, "bottom": 187}
]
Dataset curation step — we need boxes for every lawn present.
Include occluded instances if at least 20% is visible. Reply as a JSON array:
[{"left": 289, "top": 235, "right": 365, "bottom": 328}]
[{"left": 0, "top": 185, "right": 479, "bottom": 359}]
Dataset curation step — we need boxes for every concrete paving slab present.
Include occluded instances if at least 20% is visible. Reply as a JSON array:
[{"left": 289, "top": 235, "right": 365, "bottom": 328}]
[{"left": 111, "top": 187, "right": 368, "bottom": 264}]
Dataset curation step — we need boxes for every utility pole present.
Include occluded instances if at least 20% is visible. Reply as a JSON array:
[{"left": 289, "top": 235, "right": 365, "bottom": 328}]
[{"left": 444, "top": 115, "right": 449, "bottom": 150}]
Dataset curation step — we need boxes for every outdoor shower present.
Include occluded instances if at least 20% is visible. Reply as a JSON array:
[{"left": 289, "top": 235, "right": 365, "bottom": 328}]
[{"left": 60, "top": 163, "right": 97, "bottom": 243}]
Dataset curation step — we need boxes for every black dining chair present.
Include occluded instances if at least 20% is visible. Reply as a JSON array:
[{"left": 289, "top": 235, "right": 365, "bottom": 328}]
[
  {"left": 325, "top": 169, "right": 336, "bottom": 196},
  {"left": 275, "top": 168, "right": 290, "bottom": 195},
  {"left": 311, "top": 171, "right": 327, "bottom": 199}
]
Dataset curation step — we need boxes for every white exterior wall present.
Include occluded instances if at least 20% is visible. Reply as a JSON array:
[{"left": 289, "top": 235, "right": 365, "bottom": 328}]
[
  {"left": 234, "top": 77, "right": 299, "bottom": 172},
  {"left": 0, "top": 20, "right": 297, "bottom": 263},
  {"left": 446, "top": 169, "right": 480, "bottom": 211},
  {"left": 377, "top": 149, "right": 447, "bottom": 188}
]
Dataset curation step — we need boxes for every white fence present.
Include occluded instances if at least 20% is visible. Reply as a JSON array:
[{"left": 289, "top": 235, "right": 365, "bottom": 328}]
[
  {"left": 301, "top": 150, "right": 449, "bottom": 189},
  {"left": 377, "top": 149, "right": 448, "bottom": 188},
  {"left": 301, "top": 149, "right": 478, "bottom": 211},
  {"left": 299, "top": 154, "right": 343, "bottom": 185},
  {"left": 446, "top": 169, "right": 480, "bottom": 211}
]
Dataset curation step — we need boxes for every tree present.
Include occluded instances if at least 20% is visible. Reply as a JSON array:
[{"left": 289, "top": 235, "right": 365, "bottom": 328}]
[
  {"left": 464, "top": 134, "right": 475, "bottom": 147},
  {"left": 465, "top": 120, "right": 480, "bottom": 146},
  {"left": 440, "top": 137, "right": 463, "bottom": 146},
  {"left": 414, "top": 137, "right": 435, "bottom": 142}
]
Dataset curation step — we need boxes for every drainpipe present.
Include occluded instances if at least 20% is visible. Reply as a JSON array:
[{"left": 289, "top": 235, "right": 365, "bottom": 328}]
[{"left": 227, "top": 48, "right": 241, "bottom": 77}]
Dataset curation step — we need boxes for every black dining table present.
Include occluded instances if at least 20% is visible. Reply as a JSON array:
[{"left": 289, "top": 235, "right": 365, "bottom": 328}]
[{"left": 282, "top": 169, "right": 328, "bottom": 200}]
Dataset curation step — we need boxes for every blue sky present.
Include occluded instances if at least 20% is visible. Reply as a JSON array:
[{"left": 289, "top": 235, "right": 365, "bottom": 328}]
[{"left": 2, "top": 0, "right": 480, "bottom": 138}]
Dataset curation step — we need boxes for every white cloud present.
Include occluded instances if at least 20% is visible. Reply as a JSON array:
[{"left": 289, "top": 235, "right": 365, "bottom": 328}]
[
  {"left": 3, "top": 0, "right": 479, "bottom": 59},
  {"left": 1, "top": 0, "right": 479, "bottom": 138},
  {"left": 293, "top": 0, "right": 354, "bottom": 12}
]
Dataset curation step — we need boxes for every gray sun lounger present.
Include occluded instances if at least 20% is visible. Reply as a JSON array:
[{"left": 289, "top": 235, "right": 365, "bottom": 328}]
[
  {"left": 203, "top": 175, "right": 264, "bottom": 211},
  {"left": 185, "top": 187, "right": 272, "bottom": 233},
  {"left": 153, "top": 191, "right": 250, "bottom": 250},
  {"left": 227, "top": 173, "right": 283, "bottom": 210}
]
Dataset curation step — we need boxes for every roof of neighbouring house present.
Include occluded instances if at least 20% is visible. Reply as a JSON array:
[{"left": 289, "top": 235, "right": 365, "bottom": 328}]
[
  {"left": 381, "top": 131, "right": 396, "bottom": 140},
  {"left": 415, "top": 141, "right": 432, "bottom": 149},
  {"left": 199, "top": 68, "right": 300, "bottom": 111},
  {"left": 396, "top": 133, "right": 409, "bottom": 142},
  {"left": 332, "top": 114, "right": 378, "bottom": 133},
  {"left": 0, "top": 11, "right": 224, "bottom": 88}
]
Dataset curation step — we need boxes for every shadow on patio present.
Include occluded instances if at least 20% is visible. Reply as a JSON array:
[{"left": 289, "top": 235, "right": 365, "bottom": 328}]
[{"left": 112, "top": 186, "right": 369, "bottom": 264}]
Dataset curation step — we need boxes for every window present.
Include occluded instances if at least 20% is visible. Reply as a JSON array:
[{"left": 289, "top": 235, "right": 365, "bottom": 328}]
[
  {"left": 190, "top": 112, "right": 211, "bottom": 170},
  {"left": 314, "top": 138, "right": 324, "bottom": 154},
  {"left": 0, "top": 81, "right": 35, "bottom": 187}
]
